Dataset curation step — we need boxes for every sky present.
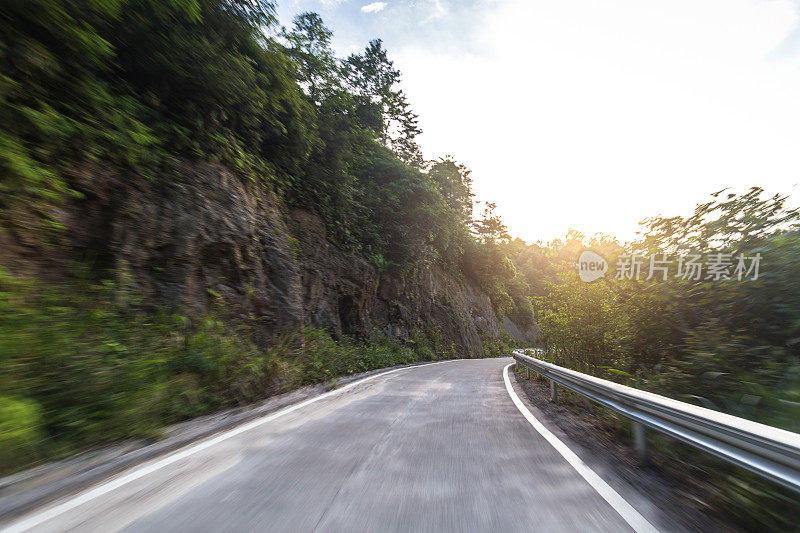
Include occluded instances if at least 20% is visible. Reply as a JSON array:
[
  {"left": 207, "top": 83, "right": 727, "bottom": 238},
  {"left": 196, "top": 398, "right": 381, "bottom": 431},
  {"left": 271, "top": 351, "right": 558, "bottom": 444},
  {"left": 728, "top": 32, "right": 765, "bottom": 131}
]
[{"left": 275, "top": 0, "right": 800, "bottom": 244}]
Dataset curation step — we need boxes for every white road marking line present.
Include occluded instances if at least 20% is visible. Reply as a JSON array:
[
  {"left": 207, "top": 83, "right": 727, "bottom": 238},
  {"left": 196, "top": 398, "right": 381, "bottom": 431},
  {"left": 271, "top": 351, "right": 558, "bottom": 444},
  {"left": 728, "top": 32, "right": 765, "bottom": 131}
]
[
  {"left": 2, "top": 360, "right": 455, "bottom": 533},
  {"left": 502, "top": 363, "right": 660, "bottom": 533}
]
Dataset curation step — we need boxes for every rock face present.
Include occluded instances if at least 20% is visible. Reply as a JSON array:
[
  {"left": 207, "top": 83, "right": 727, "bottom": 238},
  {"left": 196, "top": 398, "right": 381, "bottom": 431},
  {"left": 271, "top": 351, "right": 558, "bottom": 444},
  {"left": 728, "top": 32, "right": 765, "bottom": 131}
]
[
  {"left": 502, "top": 317, "right": 539, "bottom": 346},
  {"left": 3, "top": 163, "right": 530, "bottom": 356},
  {"left": 66, "top": 163, "right": 306, "bottom": 341},
  {"left": 288, "top": 209, "right": 501, "bottom": 356},
  {"left": 374, "top": 266, "right": 499, "bottom": 356},
  {"left": 288, "top": 209, "right": 379, "bottom": 340}
]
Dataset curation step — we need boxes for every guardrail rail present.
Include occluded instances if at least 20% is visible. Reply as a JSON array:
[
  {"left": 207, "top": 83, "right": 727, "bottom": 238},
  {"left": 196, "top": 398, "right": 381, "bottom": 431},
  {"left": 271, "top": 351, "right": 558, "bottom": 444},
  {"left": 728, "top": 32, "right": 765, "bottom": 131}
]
[{"left": 511, "top": 349, "right": 800, "bottom": 494}]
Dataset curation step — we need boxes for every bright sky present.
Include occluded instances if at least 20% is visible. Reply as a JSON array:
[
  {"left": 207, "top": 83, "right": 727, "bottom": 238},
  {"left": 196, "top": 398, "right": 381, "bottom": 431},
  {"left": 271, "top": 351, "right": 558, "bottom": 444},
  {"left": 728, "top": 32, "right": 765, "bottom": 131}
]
[{"left": 277, "top": 0, "right": 800, "bottom": 243}]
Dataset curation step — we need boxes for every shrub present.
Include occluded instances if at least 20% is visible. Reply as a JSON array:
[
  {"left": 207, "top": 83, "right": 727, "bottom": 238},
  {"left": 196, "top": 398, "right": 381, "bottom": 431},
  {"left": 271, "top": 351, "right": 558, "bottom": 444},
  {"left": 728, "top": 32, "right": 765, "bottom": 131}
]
[{"left": 0, "top": 397, "right": 44, "bottom": 472}]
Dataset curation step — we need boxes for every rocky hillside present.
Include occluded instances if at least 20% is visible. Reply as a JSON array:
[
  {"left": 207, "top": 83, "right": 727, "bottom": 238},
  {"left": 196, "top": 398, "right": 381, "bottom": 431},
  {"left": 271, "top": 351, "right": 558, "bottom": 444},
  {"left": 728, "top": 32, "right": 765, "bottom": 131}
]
[{"left": 2, "top": 163, "right": 527, "bottom": 357}]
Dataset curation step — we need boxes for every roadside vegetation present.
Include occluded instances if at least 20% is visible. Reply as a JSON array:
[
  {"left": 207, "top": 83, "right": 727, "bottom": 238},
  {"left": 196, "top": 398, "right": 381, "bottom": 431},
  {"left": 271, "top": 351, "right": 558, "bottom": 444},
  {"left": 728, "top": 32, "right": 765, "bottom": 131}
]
[{"left": 519, "top": 189, "right": 800, "bottom": 529}]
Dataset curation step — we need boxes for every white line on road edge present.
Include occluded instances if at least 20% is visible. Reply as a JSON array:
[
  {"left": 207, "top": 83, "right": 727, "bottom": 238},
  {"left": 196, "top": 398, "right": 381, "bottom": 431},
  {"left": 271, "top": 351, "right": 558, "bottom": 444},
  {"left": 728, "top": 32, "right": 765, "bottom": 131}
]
[
  {"left": 502, "top": 363, "right": 660, "bottom": 533},
  {"left": 2, "top": 360, "right": 454, "bottom": 533}
]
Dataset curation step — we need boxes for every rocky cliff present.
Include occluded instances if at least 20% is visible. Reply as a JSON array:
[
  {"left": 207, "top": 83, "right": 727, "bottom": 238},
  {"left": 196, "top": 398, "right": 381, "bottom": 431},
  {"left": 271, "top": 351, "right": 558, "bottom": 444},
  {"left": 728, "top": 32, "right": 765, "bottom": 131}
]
[
  {"left": 2, "top": 163, "right": 529, "bottom": 356},
  {"left": 288, "top": 208, "right": 502, "bottom": 354}
]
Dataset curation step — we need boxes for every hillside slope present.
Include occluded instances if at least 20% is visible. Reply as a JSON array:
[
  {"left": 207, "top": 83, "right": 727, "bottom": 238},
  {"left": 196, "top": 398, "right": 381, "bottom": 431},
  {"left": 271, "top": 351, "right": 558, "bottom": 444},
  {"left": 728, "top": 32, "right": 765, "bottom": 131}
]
[{"left": 3, "top": 162, "right": 513, "bottom": 356}]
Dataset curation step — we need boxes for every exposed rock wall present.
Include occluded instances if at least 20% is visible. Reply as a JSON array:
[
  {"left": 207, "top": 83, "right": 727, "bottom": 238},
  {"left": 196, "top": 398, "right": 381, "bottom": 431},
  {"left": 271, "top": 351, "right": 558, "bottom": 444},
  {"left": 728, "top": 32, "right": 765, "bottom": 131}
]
[
  {"left": 501, "top": 317, "right": 538, "bottom": 346},
  {"left": 68, "top": 163, "right": 305, "bottom": 341},
  {"left": 374, "top": 266, "right": 499, "bottom": 356},
  {"left": 2, "top": 163, "right": 529, "bottom": 356},
  {"left": 288, "top": 209, "right": 379, "bottom": 339},
  {"left": 288, "top": 208, "right": 501, "bottom": 356}
]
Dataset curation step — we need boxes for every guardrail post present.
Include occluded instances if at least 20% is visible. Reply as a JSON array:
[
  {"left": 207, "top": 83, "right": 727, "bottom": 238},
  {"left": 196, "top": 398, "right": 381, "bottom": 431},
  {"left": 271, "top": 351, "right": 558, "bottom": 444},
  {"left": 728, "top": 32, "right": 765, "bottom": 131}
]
[
  {"left": 632, "top": 422, "right": 649, "bottom": 464},
  {"left": 550, "top": 380, "right": 558, "bottom": 403},
  {"left": 526, "top": 368, "right": 530, "bottom": 380}
]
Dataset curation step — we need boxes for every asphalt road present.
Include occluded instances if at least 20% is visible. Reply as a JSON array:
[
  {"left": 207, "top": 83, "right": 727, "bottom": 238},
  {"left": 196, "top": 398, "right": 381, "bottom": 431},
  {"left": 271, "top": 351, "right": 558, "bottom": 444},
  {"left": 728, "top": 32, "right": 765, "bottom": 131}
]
[{"left": 6, "top": 357, "right": 658, "bottom": 533}]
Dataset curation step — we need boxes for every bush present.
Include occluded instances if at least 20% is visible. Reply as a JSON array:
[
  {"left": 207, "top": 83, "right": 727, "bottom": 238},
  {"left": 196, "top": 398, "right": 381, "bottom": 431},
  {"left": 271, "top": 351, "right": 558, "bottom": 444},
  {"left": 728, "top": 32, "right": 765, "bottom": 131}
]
[
  {"left": 299, "top": 327, "right": 447, "bottom": 384},
  {"left": 482, "top": 329, "right": 515, "bottom": 357},
  {"left": 0, "top": 397, "right": 44, "bottom": 472},
  {"left": 0, "top": 273, "right": 300, "bottom": 473}
]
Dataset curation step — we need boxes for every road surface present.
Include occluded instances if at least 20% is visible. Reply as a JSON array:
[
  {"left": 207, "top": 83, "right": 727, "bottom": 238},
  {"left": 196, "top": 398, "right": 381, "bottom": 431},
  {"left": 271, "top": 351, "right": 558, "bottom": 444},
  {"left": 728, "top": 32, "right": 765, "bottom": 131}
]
[{"left": 4, "top": 358, "right": 660, "bottom": 532}]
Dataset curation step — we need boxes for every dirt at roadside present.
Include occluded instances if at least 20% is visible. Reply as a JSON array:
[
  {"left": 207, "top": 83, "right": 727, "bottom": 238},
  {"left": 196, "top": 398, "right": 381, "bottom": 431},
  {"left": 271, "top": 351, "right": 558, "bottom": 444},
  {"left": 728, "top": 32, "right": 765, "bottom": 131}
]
[{"left": 511, "top": 370, "right": 743, "bottom": 533}]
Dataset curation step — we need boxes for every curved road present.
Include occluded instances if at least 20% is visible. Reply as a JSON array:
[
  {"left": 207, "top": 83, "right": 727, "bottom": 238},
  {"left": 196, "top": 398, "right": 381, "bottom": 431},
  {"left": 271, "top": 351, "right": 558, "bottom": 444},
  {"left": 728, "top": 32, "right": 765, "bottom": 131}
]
[{"left": 6, "top": 358, "right": 660, "bottom": 532}]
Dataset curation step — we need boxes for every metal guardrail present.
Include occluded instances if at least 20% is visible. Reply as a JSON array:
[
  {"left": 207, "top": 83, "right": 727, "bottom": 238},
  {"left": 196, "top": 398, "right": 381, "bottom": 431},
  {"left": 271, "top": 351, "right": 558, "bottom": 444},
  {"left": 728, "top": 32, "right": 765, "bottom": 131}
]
[{"left": 511, "top": 349, "right": 800, "bottom": 494}]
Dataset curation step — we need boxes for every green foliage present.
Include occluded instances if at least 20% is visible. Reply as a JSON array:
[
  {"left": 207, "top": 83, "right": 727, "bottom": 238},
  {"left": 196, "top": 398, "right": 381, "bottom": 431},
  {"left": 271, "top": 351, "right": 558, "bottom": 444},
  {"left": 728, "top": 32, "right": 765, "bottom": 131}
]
[
  {"left": 505, "top": 274, "right": 535, "bottom": 326},
  {"left": 428, "top": 158, "right": 473, "bottom": 222},
  {"left": 280, "top": 14, "right": 469, "bottom": 273},
  {"left": 0, "top": 272, "right": 291, "bottom": 458},
  {"left": 482, "top": 329, "right": 515, "bottom": 357},
  {"left": 0, "top": 0, "right": 314, "bottom": 224},
  {"left": 299, "top": 325, "right": 474, "bottom": 384},
  {"left": 302, "top": 328, "right": 414, "bottom": 383},
  {"left": 0, "top": 0, "right": 163, "bottom": 226},
  {"left": 527, "top": 188, "right": 800, "bottom": 527},
  {"left": 473, "top": 202, "right": 510, "bottom": 244},
  {"left": 282, "top": 12, "right": 339, "bottom": 106},
  {"left": 0, "top": 272, "right": 470, "bottom": 475},
  {"left": 343, "top": 39, "right": 422, "bottom": 166},
  {"left": 1, "top": 0, "right": 524, "bottom": 301},
  {"left": 0, "top": 396, "right": 44, "bottom": 473},
  {"left": 109, "top": 0, "right": 315, "bottom": 186}
]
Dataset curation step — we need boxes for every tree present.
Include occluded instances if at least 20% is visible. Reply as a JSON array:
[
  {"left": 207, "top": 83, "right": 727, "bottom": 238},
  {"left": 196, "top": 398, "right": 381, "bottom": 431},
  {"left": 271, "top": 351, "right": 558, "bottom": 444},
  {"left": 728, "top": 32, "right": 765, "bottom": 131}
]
[
  {"left": 344, "top": 39, "right": 422, "bottom": 166},
  {"left": 428, "top": 158, "right": 474, "bottom": 222},
  {"left": 473, "top": 202, "right": 510, "bottom": 244},
  {"left": 282, "top": 12, "right": 338, "bottom": 105}
]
